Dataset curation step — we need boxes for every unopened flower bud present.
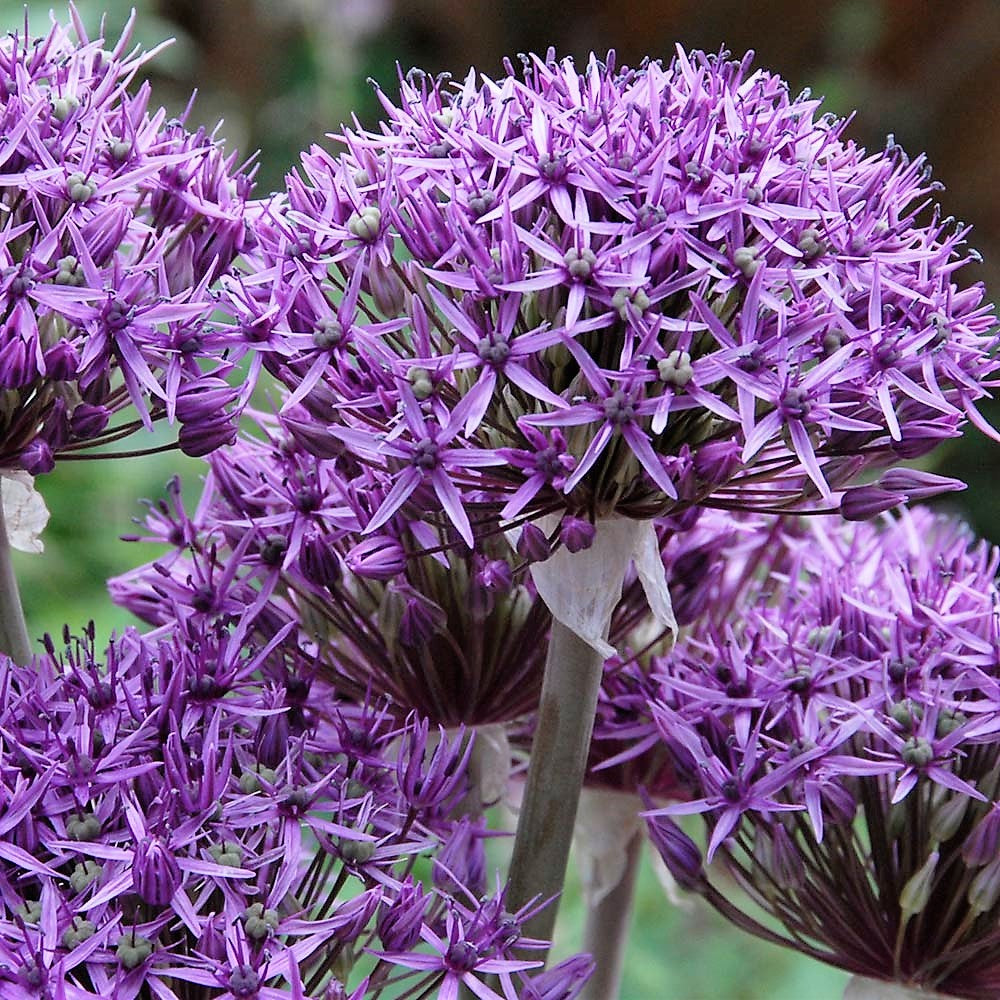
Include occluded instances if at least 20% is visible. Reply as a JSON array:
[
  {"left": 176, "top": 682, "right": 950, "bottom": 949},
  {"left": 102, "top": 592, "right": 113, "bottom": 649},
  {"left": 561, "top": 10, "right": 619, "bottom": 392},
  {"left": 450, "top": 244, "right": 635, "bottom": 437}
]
[
  {"left": 330, "top": 943, "right": 356, "bottom": 984},
  {"left": 178, "top": 414, "right": 238, "bottom": 457},
  {"left": 646, "top": 814, "right": 704, "bottom": 891},
  {"left": 398, "top": 587, "right": 447, "bottom": 646},
  {"left": 346, "top": 535, "right": 406, "bottom": 580},
  {"left": 877, "top": 469, "right": 966, "bottom": 501},
  {"left": 929, "top": 794, "right": 968, "bottom": 845},
  {"left": 433, "top": 817, "right": 486, "bottom": 895},
  {"left": 967, "top": 854, "right": 1000, "bottom": 914},
  {"left": 517, "top": 522, "right": 551, "bottom": 563},
  {"left": 133, "top": 835, "right": 181, "bottom": 905},
  {"left": 559, "top": 516, "right": 596, "bottom": 553},
  {"left": 522, "top": 955, "right": 597, "bottom": 1000},
  {"left": 820, "top": 779, "right": 857, "bottom": 827},
  {"left": 891, "top": 422, "right": 959, "bottom": 460},
  {"left": 69, "top": 403, "right": 111, "bottom": 440},
  {"left": 887, "top": 800, "right": 908, "bottom": 841},
  {"left": 899, "top": 850, "right": 939, "bottom": 920},
  {"left": 377, "top": 880, "right": 428, "bottom": 951},
  {"left": 196, "top": 914, "right": 227, "bottom": 961},
  {"left": 368, "top": 258, "right": 407, "bottom": 316},
  {"left": 43, "top": 340, "right": 79, "bottom": 380},
  {"left": 300, "top": 532, "right": 342, "bottom": 588},
  {"left": 19, "top": 440, "right": 55, "bottom": 476},
  {"left": 963, "top": 805, "right": 1000, "bottom": 867},
  {"left": 693, "top": 438, "right": 742, "bottom": 485},
  {"left": 840, "top": 486, "right": 906, "bottom": 522},
  {"left": 758, "top": 823, "right": 804, "bottom": 891}
]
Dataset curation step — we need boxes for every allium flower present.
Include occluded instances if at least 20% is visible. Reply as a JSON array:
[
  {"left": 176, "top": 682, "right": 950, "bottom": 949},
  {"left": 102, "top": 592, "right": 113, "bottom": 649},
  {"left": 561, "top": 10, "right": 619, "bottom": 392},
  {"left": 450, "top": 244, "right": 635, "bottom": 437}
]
[
  {"left": 230, "top": 48, "right": 996, "bottom": 550},
  {"left": 0, "top": 8, "right": 258, "bottom": 472},
  {"left": 642, "top": 509, "right": 1000, "bottom": 997},
  {"left": 110, "top": 418, "right": 704, "bottom": 731},
  {"left": 110, "top": 424, "right": 555, "bottom": 728},
  {"left": 0, "top": 620, "right": 574, "bottom": 998}
]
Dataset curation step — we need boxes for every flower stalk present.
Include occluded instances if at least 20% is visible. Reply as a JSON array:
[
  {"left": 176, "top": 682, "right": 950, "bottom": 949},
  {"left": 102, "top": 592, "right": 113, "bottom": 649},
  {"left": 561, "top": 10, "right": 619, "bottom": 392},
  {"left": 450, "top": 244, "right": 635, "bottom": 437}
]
[
  {"left": 579, "top": 827, "right": 643, "bottom": 1000},
  {"left": 507, "top": 617, "right": 610, "bottom": 952},
  {"left": 0, "top": 481, "right": 31, "bottom": 664}
]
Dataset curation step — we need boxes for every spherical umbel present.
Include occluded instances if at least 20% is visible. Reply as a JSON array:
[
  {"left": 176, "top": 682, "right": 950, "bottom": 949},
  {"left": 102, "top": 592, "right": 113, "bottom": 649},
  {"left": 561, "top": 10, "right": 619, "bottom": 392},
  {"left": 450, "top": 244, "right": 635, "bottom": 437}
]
[{"left": 232, "top": 46, "right": 998, "bottom": 550}]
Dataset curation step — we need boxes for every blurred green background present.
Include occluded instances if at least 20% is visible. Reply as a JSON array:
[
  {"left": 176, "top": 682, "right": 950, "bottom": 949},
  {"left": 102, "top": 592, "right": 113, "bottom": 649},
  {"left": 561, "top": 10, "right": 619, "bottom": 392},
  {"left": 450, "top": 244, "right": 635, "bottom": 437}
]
[{"left": 11, "top": 0, "right": 1000, "bottom": 996}]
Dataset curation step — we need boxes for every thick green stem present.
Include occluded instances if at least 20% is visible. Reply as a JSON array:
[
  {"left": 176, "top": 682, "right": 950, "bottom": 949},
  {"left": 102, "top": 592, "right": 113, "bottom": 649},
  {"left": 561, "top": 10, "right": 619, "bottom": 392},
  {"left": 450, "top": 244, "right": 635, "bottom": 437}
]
[
  {"left": 579, "top": 828, "right": 642, "bottom": 1000},
  {"left": 0, "top": 482, "right": 32, "bottom": 664},
  {"left": 506, "top": 617, "right": 607, "bottom": 957}
]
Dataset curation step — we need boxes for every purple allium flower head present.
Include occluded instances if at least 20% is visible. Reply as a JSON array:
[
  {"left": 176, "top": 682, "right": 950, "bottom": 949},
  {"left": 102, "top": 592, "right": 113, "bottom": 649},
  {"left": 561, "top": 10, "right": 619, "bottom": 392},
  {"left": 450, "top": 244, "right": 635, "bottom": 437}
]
[
  {"left": 111, "top": 424, "right": 556, "bottom": 727},
  {"left": 233, "top": 47, "right": 997, "bottom": 551},
  {"left": 0, "top": 617, "right": 575, "bottom": 998},
  {"left": 642, "top": 508, "right": 1000, "bottom": 995},
  {"left": 0, "top": 8, "right": 259, "bottom": 473}
]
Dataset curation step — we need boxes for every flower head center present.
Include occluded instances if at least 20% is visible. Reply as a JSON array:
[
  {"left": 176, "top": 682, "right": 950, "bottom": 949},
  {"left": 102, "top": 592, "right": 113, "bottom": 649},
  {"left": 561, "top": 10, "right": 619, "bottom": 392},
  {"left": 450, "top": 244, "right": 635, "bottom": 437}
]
[
  {"left": 779, "top": 387, "right": 811, "bottom": 421},
  {"left": 412, "top": 438, "right": 439, "bottom": 470},
  {"left": 445, "top": 938, "right": 480, "bottom": 972},
  {"left": 477, "top": 338, "right": 511, "bottom": 367},
  {"left": 603, "top": 391, "right": 636, "bottom": 426},
  {"left": 313, "top": 318, "right": 344, "bottom": 350}
]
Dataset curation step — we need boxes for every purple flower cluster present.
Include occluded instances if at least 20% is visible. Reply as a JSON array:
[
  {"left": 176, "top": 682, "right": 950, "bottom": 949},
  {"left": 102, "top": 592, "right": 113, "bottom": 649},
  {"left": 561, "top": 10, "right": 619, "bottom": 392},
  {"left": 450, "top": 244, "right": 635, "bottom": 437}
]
[
  {"left": 639, "top": 509, "right": 1000, "bottom": 997},
  {"left": 0, "top": 10, "right": 258, "bottom": 474},
  {"left": 4, "top": 24, "right": 1000, "bottom": 996},
  {"left": 108, "top": 414, "right": 695, "bottom": 730},
  {"left": 225, "top": 48, "right": 996, "bottom": 551},
  {"left": 109, "top": 424, "right": 553, "bottom": 728},
  {"left": 0, "top": 619, "right": 595, "bottom": 999}
]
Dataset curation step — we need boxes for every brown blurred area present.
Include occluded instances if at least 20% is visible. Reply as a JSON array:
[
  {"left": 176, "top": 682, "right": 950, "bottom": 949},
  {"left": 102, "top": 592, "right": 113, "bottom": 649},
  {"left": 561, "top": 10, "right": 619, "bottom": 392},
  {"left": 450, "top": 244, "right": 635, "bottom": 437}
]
[
  {"left": 154, "top": 0, "right": 1000, "bottom": 536},
  {"left": 155, "top": 0, "right": 1000, "bottom": 263}
]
